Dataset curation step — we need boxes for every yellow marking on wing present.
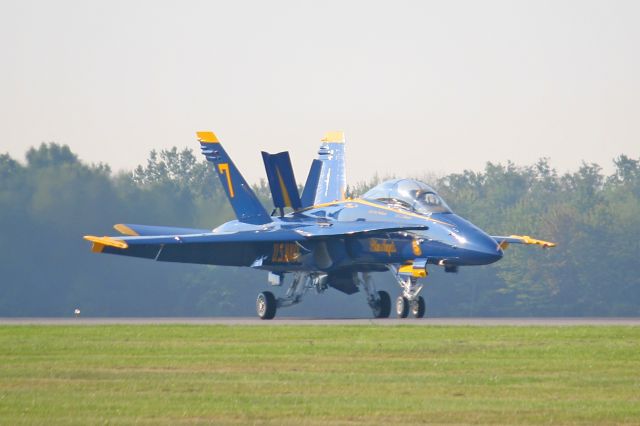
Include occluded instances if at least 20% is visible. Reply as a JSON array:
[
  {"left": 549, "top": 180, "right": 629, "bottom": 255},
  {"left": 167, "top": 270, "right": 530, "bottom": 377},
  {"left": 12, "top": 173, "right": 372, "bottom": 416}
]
[
  {"left": 196, "top": 131, "right": 219, "bottom": 143},
  {"left": 275, "top": 167, "right": 292, "bottom": 207},
  {"left": 321, "top": 131, "right": 345, "bottom": 143},
  {"left": 510, "top": 235, "right": 557, "bottom": 248},
  {"left": 217, "top": 163, "right": 235, "bottom": 198},
  {"left": 83, "top": 235, "right": 129, "bottom": 250},
  {"left": 113, "top": 224, "right": 139, "bottom": 236}
]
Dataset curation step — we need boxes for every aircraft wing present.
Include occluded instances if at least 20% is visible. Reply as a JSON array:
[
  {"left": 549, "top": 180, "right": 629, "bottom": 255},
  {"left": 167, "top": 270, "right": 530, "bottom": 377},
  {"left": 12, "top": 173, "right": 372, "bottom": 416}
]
[
  {"left": 492, "top": 235, "right": 556, "bottom": 249},
  {"left": 84, "top": 222, "right": 428, "bottom": 266},
  {"left": 113, "top": 223, "right": 210, "bottom": 236},
  {"left": 84, "top": 229, "right": 306, "bottom": 266}
]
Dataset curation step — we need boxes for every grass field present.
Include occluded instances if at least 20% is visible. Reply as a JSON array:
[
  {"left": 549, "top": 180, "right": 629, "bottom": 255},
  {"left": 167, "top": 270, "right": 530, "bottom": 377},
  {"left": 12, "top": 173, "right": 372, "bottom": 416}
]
[{"left": 0, "top": 325, "right": 639, "bottom": 424}]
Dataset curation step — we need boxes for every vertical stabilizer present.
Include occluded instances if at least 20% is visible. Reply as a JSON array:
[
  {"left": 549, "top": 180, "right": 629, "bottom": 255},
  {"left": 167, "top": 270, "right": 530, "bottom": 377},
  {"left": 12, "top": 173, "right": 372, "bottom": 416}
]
[
  {"left": 313, "top": 131, "right": 347, "bottom": 204},
  {"left": 197, "top": 131, "right": 272, "bottom": 225},
  {"left": 300, "top": 159, "right": 322, "bottom": 208},
  {"left": 261, "top": 151, "right": 302, "bottom": 213}
]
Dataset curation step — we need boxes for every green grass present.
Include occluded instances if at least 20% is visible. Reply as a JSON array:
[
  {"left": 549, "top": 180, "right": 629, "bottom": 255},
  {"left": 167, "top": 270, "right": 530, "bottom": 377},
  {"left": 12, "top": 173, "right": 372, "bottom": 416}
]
[{"left": 0, "top": 326, "right": 639, "bottom": 425}]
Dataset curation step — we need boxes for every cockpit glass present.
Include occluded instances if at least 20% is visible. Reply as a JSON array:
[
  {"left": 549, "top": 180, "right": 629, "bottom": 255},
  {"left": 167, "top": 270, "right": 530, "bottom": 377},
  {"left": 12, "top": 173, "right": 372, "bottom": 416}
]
[{"left": 362, "top": 179, "right": 452, "bottom": 215}]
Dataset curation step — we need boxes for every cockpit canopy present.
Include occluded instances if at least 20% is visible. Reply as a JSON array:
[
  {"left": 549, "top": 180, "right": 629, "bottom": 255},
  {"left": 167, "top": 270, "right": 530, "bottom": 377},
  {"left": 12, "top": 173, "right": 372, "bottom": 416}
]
[{"left": 362, "top": 179, "right": 452, "bottom": 215}]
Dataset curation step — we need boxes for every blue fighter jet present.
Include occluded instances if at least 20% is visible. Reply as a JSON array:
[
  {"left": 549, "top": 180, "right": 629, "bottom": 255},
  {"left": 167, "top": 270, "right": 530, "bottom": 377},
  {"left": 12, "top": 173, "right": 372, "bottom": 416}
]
[{"left": 84, "top": 131, "right": 555, "bottom": 319}]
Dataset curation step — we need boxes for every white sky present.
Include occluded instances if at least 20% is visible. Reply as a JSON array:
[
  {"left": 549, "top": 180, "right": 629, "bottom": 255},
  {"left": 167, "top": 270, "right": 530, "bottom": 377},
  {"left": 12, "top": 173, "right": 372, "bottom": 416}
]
[{"left": 1, "top": 0, "right": 638, "bottom": 183}]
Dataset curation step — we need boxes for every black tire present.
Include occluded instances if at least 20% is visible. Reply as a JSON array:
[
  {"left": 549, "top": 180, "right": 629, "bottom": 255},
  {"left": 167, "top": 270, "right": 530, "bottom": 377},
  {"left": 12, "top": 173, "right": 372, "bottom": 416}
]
[
  {"left": 373, "top": 290, "right": 391, "bottom": 318},
  {"left": 411, "top": 296, "right": 426, "bottom": 318},
  {"left": 256, "top": 291, "right": 277, "bottom": 320},
  {"left": 396, "top": 296, "right": 409, "bottom": 318}
]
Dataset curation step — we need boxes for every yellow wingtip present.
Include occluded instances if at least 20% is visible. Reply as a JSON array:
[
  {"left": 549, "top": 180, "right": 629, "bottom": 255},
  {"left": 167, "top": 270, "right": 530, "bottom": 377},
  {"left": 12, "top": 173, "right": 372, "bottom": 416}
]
[
  {"left": 510, "top": 235, "right": 557, "bottom": 248},
  {"left": 113, "top": 224, "right": 139, "bottom": 236},
  {"left": 321, "top": 131, "right": 345, "bottom": 143},
  {"left": 196, "top": 131, "right": 219, "bottom": 143},
  {"left": 83, "top": 235, "right": 129, "bottom": 250}
]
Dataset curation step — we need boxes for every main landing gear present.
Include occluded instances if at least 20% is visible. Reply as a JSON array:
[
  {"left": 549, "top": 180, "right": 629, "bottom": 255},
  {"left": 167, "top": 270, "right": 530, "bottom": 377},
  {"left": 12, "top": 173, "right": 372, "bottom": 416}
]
[
  {"left": 255, "top": 271, "right": 392, "bottom": 320},
  {"left": 392, "top": 268, "right": 427, "bottom": 319},
  {"left": 360, "top": 272, "right": 391, "bottom": 318},
  {"left": 256, "top": 272, "right": 328, "bottom": 320},
  {"left": 256, "top": 291, "right": 277, "bottom": 320}
]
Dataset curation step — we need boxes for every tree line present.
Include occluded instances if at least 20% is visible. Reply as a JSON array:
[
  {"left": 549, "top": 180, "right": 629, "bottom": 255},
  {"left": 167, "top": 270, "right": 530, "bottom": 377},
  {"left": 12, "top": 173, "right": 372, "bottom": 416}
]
[{"left": 0, "top": 143, "right": 638, "bottom": 317}]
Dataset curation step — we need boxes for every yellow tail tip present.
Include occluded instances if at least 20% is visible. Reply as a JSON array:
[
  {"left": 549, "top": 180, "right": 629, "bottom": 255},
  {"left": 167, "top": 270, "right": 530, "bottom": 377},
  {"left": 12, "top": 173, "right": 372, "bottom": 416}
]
[
  {"left": 321, "top": 131, "right": 345, "bottom": 143},
  {"left": 196, "top": 131, "right": 219, "bottom": 143}
]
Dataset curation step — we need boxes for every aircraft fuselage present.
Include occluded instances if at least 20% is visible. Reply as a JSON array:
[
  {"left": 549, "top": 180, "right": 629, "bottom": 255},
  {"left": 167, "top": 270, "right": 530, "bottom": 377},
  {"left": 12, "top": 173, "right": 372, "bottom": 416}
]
[{"left": 213, "top": 197, "right": 503, "bottom": 273}]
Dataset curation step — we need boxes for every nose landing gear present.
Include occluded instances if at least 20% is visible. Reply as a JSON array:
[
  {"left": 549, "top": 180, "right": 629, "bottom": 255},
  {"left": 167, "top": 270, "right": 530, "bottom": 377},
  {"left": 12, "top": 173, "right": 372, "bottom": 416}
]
[
  {"left": 392, "top": 266, "right": 427, "bottom": 319},
  {"left": 411, "top": 296, "right": 426, "bottom": 318}
]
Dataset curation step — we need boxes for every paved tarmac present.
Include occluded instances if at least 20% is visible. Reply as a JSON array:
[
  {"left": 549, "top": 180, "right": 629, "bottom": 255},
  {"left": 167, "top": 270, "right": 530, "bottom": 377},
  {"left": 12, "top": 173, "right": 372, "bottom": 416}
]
[{"left": 0, "top": 317, "right": 639, "bottom": 326}]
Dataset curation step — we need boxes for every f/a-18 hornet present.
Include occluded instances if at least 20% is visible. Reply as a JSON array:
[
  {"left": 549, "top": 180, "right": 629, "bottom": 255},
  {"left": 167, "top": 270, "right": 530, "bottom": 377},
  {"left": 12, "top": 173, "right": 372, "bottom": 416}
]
[{"left": 84, "top": 131, "right": 556, "bottom": 319}]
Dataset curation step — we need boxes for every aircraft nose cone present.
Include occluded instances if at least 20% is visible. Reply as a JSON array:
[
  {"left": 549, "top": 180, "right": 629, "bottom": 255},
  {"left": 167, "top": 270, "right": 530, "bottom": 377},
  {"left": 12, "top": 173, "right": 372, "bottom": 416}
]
[
  {"left": 439, "top": 214, "right": 504, "bottom": 265},
  {"left": 472, "top": 235, "right": 503, "bottom": 265}
]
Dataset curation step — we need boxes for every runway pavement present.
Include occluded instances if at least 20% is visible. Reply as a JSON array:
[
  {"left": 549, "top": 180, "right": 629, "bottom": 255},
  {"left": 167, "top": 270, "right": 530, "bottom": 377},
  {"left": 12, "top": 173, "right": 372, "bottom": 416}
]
[{"left": 0, "top": 317, "right": 639, "bottom": 326}]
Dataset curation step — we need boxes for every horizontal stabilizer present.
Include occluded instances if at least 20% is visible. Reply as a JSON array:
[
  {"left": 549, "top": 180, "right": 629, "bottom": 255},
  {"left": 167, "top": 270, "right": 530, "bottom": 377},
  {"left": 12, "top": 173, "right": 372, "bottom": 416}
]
[
  {"left": 492, "top": 235, "right": 557, "bottom": 249},
  {"left": 261, "top": 151, "right": 302, "bottom": 211},
  {"left": 300, "top": 159, "right": 322, "bottom": 208}
]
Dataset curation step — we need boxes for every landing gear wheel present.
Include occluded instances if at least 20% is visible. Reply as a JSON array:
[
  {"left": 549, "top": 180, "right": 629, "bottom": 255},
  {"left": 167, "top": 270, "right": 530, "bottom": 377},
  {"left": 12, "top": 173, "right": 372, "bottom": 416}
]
[
  {"left": 372, "top": 290, "right": 391, "bottom": 318},
  {"left": 411, "top": 296, "right": 426, "bottom": 318},
  {"left": 396, "top": 296, "right": 409, "bottom": 318},
  {"left": 256, "top": 291, "right": 277, "bottom": 320}
]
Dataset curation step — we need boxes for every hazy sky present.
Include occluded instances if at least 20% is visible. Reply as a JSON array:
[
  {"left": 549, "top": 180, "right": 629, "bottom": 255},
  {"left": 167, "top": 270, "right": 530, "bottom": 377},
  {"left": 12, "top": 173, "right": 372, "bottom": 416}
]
[{"left": 1, "top": 0, "right": 638, "bottom": 183}]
